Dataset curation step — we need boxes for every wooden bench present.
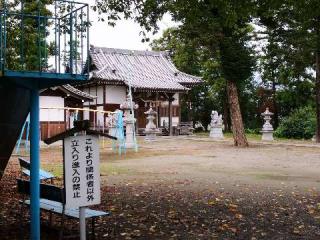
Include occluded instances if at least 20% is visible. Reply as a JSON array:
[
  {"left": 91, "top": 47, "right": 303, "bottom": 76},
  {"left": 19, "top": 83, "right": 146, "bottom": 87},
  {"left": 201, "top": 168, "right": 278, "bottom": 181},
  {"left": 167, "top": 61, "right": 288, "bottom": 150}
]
[
  {"left": 19, "top": 157, "right": 55, "bottom": 182},
  {"left": 17, "top": 178, "right": 110, "bottom": 239},
  {"left": 137, "top": 128, "right": 146, "bottom": 136},
  {"left": 158, "top": 127, "right": 169, "bottom": 136},
  {"left": 177, "top": 122, "right": 194, "bottom": 135}
]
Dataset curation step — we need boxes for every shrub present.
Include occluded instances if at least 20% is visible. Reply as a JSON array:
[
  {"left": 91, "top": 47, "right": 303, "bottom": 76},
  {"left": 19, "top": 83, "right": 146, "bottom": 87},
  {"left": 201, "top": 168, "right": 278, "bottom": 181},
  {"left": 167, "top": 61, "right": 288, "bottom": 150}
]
[
  {"left": 275, "top": 106, "right": 316, "bottom": 139},
  {"left": 245, "top": 128, "right": 261, "bottom": 134}
]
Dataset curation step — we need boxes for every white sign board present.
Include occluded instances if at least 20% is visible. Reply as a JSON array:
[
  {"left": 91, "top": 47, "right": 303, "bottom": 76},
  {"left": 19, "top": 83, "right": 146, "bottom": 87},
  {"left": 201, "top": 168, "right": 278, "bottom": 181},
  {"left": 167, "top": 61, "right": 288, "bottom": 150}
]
[{"left": 64, "top": 135, "right": 101, "bottom": 208}]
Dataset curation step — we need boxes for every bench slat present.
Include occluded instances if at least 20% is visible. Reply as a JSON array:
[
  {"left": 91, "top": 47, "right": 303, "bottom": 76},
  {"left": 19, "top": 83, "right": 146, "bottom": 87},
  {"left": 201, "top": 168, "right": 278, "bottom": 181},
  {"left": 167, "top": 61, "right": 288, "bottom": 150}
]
[
  {"left": 22, "top": 169, "right": 55, "bottom": 180},
  {"left": 19, "top": 157, "right": 55, "bottom": 181},
  {"left": 24, "top": 199, "right": 110, "bottom": 219},
  {"left": 17, "top": 179, "right": 64, "bottom": 203}
]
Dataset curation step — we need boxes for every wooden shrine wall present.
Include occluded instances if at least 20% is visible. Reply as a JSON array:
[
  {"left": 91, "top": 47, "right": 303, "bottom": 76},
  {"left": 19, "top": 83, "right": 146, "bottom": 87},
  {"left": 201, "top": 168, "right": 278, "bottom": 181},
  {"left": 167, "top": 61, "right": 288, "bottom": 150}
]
[{"left": 40, "top": 122, "right": 66, "bottom": 140}]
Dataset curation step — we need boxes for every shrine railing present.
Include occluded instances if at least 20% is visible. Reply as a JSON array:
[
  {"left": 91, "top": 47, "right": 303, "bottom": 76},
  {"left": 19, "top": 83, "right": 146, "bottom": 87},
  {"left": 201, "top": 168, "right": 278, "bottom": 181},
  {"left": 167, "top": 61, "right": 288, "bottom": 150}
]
[{"left": 0, "top": 0, "right": 89, "bottom": 78}]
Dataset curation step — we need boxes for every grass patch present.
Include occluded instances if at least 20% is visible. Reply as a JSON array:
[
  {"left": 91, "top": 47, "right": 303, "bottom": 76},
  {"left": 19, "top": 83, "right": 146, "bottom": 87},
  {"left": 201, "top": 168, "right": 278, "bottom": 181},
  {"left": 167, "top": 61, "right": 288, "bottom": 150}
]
[
  {"left": 100, "top": 163, "right": 132, "bottom": 175},
  {"left": 195, "top": 131, "right": 263, "bottom": 141},
  {"left": 100, "top": 148, "right": 182, "bottom": 162},
  {"left": 253, "top": 172, "right": 290, "bottom": 181},
  {"left": 194, "top": 132, "right": 210, "bottom": 137},
  {"left": 42, "top": 162, "right": 133, "bottom": 177},
  {"left": 224, "top": 132, "right": 262, "bottom": 141},
  {"left": 42, "top": 163, "right": 63, "bottom": 178},
  {"left": 220, "top": 132, "right": 313, "bottom": 143}
]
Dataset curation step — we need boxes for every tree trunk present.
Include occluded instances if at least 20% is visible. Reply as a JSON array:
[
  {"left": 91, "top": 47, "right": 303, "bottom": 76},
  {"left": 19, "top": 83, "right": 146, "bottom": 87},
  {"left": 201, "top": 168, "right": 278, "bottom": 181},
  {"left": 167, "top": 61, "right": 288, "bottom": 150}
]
[
  {"left": 316, "top": 18, "right": 320, "bottom": 143},
  {"left": 223, "top": 90, "right": 231, "bottom": 132},
  {"left": 187, "top": 94, "right": 192, "bottom": 122},
  {"left": 226, "top": 80, "right": 249, "bottom": 147},
  {"left": 272, "top": 78, "right": 279, "bottom": 128},
  {"left": 316, "top": 50, "right": 320, "bottom": 142}
]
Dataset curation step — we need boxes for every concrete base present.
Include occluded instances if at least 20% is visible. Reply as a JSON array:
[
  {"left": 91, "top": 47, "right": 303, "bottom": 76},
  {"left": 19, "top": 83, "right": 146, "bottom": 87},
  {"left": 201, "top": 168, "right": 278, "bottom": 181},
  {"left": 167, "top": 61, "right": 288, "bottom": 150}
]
[
  {"left": 40, "top": 140, "right": 62, "bottom": 147},
  {"left": 109, "top": 127, "right": 117, "bottom": 138},
  {"left": 145, "top": 132, "right": 157, "bottom": 141},
  {"left": 125, "top": 133, "right": 137, "bottom": 148},
  {"left": 125, "top": 122, "right": 137, "bottom": 149},
  {"left": 125, "top": 142, "right": 136, "bottom": 149},
  {"left": 210, "top": 127, "right": 224, "bottom": 139},
  {"left": 261, "top": 131, "right": 274, "bottom": 141}
]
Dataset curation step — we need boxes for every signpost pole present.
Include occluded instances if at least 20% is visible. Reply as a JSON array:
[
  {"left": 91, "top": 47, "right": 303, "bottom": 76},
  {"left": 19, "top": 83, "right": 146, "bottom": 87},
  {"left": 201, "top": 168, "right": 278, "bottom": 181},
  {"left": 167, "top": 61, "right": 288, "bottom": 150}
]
[
  {"left": 80, "top": 206, "right": 86, "bottom": 240},
  {"left": 30, "top": 88, "right": 40, "bottom": 240},
  {"left": 58, "top": 123, "right": 102, "bottom": 240},
  {"left": 79, "top": 130, "right": 86, "bottom": 240}
]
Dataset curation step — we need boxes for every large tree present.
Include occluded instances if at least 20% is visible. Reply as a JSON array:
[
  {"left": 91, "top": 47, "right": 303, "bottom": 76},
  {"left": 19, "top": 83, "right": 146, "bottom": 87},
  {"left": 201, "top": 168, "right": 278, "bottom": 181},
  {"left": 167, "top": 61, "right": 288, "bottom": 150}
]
[
  {"left": 95, "top": 0, "right": 256, "bottom": 146},
  {"left": 257, "top": 0, "right": 320, "bottom": 141},
  {"left": 151, "top": 28, "right": 226, "bottom": 130},
  {"left": 151, "top": 27, "right": 259, "bottom": 132}
]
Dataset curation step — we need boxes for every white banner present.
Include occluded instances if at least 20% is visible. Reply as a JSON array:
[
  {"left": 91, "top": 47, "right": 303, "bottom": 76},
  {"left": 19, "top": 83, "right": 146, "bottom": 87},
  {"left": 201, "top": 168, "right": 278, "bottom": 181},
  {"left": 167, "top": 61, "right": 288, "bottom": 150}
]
[{"left": 64, "top": 135, "right": 101, "bottom": 208}]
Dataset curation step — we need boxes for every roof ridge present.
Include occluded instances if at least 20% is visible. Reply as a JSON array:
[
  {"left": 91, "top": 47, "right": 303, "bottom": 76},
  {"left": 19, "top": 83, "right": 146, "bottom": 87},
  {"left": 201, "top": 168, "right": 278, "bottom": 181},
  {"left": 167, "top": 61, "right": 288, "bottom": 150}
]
[
  {"left": 87, "top": 45, "right": 203, "bottom": 92},
  {"left": 62, "top": 84, "right": 97, "bottom": 100},
  {"left": 90, "top": 45, "right": 169, "bottom": 57}
]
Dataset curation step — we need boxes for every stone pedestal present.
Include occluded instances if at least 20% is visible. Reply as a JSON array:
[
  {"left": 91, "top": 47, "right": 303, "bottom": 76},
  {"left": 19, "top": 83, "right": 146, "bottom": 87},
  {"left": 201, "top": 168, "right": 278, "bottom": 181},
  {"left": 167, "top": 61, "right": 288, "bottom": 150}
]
[
  {"left": 261, "top": 131, "right": 274, "bottom": 141},
  {"left": 210, "top": 127, "right": 224, "bottom": 139},
  {"left": 145, "top": 131, "right": 157, "bottom": 141},
  {"left": 144, "top": 107, "right": 159, "bottom": 141},
  {"left": 108, "top": 127, "right": 116, "bottom": 138},
  {"left": 124, "top": 120, "right": 136, "bottom": 148},
  {"left": 261, "top": 108, "right": 274, "bottom": 141},
  {"left": 120, "top": 95, "right": 139, "bottom": 149},
  {"left": 107, "top": 110, "right": 124, "bottom": 140},
  {"left": 106, "top": 113, "right": 117, "bottom": 137},
  {"left": 209, "top": 110, "right": 224, "bottom": 139}
]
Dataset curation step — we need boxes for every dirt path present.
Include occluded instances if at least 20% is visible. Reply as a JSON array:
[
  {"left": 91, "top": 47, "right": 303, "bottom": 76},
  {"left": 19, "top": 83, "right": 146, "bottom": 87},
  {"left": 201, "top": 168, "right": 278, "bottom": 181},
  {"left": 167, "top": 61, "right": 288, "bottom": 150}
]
[
  {"left": 1, "top": 136, "right": 320, "bottom": 239},
  {"left": 94, "top": 137, "right": 320, "bottom": 239},
  {"left": 103, "top": 137, "right": 320, "bottom": 192}
]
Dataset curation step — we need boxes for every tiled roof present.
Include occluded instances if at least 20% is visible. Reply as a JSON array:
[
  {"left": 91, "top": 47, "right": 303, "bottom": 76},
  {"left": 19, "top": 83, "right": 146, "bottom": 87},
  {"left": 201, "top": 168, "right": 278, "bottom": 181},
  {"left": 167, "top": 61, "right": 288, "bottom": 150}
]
[
  {"left": 89, "top": 46, "right": 202, "bottom": 92},
  {"left": 60, "top": 84, "right": 96, "bottom": 101}
]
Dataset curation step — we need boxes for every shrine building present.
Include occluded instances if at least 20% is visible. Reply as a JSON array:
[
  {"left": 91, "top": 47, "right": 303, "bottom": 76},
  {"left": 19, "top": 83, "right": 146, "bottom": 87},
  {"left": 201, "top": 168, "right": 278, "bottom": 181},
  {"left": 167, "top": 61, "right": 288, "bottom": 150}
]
[{"left": 79, "top": 46, "right": 202, "bottom": 134}]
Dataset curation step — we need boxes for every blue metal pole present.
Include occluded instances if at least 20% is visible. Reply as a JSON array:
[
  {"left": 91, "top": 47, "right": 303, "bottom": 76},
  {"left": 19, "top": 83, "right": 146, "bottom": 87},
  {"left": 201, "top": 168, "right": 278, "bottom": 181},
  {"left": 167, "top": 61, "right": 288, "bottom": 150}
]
[
  {"left": 30, "top": 88, "right": 40, "bottom": 240},
  {"left": 25, "top": 116, "right": 30, "bottom": 152},
  {"left": 15, "top": 120, "right": 27, "bottom": 154}
]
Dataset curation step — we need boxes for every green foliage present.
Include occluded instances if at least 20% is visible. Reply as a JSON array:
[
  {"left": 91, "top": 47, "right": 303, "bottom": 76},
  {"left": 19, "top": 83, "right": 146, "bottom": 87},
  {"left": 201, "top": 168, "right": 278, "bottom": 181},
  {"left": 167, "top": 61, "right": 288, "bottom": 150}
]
[
  {"left": 257, "top": 0, "right": 320, "bottom": 137},
  {"left": 95, "top": 0, "right": 258, "bottom": 145},
  {"left": 220, "top": 35, "right": 254, "bottom": 84},
  {"left": 151, "top": 28, "right": 223, "bottom": 128},
  {"left": 275, "top": 106, "right": 316, "bottom": 140},
  {"left": 94, "top": 1, "right": 256, "bottom": 78},
  {"left": 245, "top": 128, "right": 260, "bottom": 135},
  {"left": 94, "top": 0, "right": 320, "bottom": 139},
  {"left": 276, "top": 80, "right": 315, "bottom": 118},
  {"left": 151, "top": 26, "right": 260, "bottom": 130},
  {"left": 3, "top": 0, "right": 52, "bottom": 71}
]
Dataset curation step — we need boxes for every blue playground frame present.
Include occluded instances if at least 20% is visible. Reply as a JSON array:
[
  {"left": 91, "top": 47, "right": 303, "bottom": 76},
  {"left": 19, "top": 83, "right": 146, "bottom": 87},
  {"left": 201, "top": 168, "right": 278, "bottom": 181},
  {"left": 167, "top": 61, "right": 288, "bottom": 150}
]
[
  {"left": 0, "top": 1, "right": 90, "bottom": 239},
  {"left": 0, "top": 0, "right": 89, "bottom": 88}
]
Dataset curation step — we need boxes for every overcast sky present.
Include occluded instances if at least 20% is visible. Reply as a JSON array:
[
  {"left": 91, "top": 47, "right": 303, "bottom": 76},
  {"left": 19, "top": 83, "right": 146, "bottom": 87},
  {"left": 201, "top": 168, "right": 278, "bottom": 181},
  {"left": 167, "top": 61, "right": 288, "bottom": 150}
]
[{"left": 87, "top": 1, "right": 174, "bottom": 50}]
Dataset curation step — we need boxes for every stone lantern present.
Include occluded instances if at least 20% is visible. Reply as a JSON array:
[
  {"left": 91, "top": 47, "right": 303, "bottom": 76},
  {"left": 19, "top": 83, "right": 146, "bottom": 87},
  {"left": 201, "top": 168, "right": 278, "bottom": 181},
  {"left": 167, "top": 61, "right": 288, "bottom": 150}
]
[
  {"left": 209, "top": 110, "right": 224, "bottom": 139},
  {"left": 144, "top": 107, "right": 159, "bottom": 141},
  {"left": 120, "top": 95, "right": 139, "bottom": 148},
  {"left": 106, "top": 111, "right": 118, "bottom": 137},
  {"left": 261, "top": 108, "right": 274, "bottom": 141}
]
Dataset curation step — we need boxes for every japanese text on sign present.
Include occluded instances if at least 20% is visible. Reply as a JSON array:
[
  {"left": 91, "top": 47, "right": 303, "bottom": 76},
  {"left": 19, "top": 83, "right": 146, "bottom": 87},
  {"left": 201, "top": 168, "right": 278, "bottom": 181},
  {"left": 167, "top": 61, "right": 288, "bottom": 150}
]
[{"left": 64, "top": 135, "right": 100, "bottom": 208}]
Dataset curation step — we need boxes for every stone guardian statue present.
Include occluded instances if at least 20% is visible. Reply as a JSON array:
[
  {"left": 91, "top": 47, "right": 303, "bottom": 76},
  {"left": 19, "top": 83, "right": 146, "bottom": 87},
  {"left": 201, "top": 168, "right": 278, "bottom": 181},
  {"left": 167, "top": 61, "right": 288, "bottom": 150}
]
[{"left": 209, "top": 110, "right": 224, "bottom": 139}]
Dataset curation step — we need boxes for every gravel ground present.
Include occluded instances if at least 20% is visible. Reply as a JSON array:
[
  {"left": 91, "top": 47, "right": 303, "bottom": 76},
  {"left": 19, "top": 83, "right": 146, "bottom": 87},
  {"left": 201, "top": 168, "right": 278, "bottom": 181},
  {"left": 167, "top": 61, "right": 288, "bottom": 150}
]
[{"left": 1, "top": 136, "right": 320, "bottom": 239}]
